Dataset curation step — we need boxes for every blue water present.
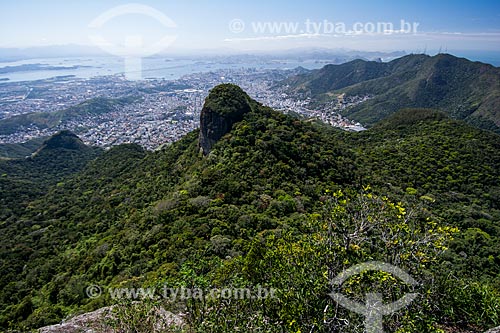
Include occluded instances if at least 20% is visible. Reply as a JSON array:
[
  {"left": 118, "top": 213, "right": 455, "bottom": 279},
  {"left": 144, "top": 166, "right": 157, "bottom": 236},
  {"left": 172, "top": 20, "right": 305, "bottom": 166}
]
[
  {"left": 0, "top": 51, "right": 498, "bottom": 83},
  {"left": 0, "top": 57, "right": 326, "bottom": 83},
  {"left": 448, "top": 50, "right": 500, "bottom": 67}
]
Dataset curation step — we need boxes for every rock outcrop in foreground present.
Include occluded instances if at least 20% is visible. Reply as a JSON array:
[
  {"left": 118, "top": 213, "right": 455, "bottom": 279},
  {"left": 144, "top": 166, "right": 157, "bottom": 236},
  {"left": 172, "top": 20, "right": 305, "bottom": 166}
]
[
  {"left": 199, "top": 84, "right": 254, "bottom": 155},
  {"left": 38, "top": 305, "right": 184, "bottom": 333}
]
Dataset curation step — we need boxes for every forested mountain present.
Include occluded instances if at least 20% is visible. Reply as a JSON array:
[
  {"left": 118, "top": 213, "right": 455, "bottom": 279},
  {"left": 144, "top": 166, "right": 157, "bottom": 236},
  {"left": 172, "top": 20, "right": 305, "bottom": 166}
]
[
  {"left": 0, "top": 136, "right": 46, "bottom": 159},
  {"left": 283, "top": 54, "right": 500, "bottom": 132},
  {"left": 0, "top": 130, "right": 102, "bottom": 220},
  {"left": 0, "top": 85, "right": 499, "bottom": 332}
]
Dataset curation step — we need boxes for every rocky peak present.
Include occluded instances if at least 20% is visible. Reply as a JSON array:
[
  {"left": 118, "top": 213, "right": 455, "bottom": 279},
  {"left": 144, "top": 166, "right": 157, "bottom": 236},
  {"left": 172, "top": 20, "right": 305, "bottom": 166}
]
[{"left": 198, "top": 84, "right": 253, "bottom": 155}]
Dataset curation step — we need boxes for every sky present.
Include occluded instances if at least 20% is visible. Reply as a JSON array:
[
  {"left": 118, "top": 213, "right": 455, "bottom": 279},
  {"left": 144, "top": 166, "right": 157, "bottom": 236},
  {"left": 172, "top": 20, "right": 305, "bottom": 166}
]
[{"left": 0, "top": 0, "right": 499, "bottom": 54}]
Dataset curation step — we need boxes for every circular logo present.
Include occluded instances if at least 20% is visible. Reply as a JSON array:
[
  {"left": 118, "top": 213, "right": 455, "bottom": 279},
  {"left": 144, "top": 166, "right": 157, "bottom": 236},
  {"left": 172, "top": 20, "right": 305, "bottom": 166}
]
[
  {"left": 229, "top": 19, "right": 246, "bottom": 34},
  {"left": 85, "top": 284, "right": 102, "bottom": 299},
  {"left": 88, "top": 4, "right": 178, "bottom": 79},
  {"left": 329, "top": 261, "right": 419, "bottom": 333}
]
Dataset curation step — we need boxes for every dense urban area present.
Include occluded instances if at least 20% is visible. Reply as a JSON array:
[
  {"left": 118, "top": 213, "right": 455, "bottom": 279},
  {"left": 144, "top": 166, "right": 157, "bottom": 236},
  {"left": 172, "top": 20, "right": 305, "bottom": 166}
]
[{"left": 0, "top": 67, "right": 366, "bottom": 150}]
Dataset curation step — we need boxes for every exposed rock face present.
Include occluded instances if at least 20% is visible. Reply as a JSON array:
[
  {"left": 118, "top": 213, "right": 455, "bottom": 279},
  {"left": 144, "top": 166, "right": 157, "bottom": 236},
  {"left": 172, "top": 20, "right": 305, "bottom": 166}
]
[
  {"left": 38, "top": 305, "right": 184, "bottom": 333},
  {"left": 38, "top": 306, "right": 114, "bottom": 333},
  {"left": 199, "top": 84, "right": 253, "bottom": 155}
]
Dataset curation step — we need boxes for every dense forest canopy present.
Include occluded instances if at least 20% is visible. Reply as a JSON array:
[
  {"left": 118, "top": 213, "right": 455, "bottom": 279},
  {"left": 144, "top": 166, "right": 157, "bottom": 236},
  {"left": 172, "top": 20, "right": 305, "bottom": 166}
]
[{"left": 0, "top": 84, "right": 499, "bottom": 332}]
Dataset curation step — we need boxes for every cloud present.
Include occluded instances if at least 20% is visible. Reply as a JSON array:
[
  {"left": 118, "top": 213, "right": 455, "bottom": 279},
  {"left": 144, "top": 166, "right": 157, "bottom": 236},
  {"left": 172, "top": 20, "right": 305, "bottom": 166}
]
[
  {"left": 221, "top": 28, "right": 500, "bottom": 53},
  {"left": 224, "top": 33, "right": 323, "bottom": 42},
  {"left": 422, "top": 31, "right": 500, "bottom": 37}
]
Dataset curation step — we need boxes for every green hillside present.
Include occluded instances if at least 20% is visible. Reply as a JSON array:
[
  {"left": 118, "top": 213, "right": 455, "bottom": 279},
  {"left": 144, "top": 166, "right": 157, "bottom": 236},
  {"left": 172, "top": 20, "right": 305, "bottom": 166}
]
[
  {"left": 284, "top": 54, "right": 500, "bottom": 132},
  {"left": 0, "top": 130, "right": 102, "bottom": 220},
  {"left": 0, "top": 85, "right": 499, "bottom": 332},
  {"left": 0, "top": 136, "right": 46, "bottom": 159}
]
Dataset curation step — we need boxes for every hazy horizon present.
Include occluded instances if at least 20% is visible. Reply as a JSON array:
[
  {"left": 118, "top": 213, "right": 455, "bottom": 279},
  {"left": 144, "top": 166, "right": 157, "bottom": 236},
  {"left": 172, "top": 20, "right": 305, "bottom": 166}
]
[
  {"left": 1, "top": 45, "right": 500, "bottom": 68},
  {"left": 1, "top": 0, "right": 499, "bottom": 54}
]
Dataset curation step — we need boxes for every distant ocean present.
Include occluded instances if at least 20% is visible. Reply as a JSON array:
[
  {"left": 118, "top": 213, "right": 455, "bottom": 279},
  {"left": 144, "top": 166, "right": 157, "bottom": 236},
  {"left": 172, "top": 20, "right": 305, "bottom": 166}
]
[
  {"left": 451, "top": 50, "right": 500, "bottom": 67},
  {"left": 0, "top": 51, "right": 498, "bottom": 83},
  {"left": 0, "top": 57, "right": 327, "bottom": 83}
]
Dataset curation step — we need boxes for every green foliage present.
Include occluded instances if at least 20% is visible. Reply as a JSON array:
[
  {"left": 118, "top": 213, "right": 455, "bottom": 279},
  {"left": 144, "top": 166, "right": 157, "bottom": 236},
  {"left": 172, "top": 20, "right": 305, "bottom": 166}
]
[
  {"left": 435, "top": 276, "right": 500, "bottom": 328},
  {"left": 351, "top": 111, "right": 500, "bottom": 287},
  {"left": 0, "top": 88, "right": 499, "bottom": 331},
  {"left": 203, "top": 84, "right": 256, "bottom": 118},
  {"left": 163, "top": 191, "right": 462, "bottom": 332},
  {"left": 285, "top": 58, "right": 390, "bottom": 95},
  {"left": 285, "top": 54, "right": 500, "bottom": 132},
  {"left": 0, "top": 136, "right": 46, "bottom": 159},
  {"left": 374, "top": 108, "right": 448, "bottom": 130},
  {"left": 0, "top": 131, "right": 101, "bottom": 219},
  {"left": 105, "top": 301, "right": 186, "bottom": 333}
]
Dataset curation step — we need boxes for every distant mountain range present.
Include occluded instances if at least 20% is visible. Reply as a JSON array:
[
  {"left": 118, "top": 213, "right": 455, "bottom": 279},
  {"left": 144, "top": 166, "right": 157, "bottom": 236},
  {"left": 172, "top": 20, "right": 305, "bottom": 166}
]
[
  {"left": 0, "top": 45, "right": 107, "bottom": 62},
  {"left": 283, "top": 53, "right": 500, "bottom": 132},
  {"left": 0, "top": 45, "right": 406, "bottom": 62}
]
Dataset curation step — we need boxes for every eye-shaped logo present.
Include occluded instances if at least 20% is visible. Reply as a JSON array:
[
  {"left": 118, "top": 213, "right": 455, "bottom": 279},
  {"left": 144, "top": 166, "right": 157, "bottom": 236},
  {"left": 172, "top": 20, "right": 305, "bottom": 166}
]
[
  {"left": 329, "top": 261, "right": 418, "bottom": 333},
  {"left": 88, "top": 3, "right": 177, "bottom": 80}
]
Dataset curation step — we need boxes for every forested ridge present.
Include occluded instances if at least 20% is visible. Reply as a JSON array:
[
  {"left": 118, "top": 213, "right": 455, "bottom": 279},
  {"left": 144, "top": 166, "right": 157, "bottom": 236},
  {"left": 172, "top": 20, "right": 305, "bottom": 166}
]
[
  {"left": 0, "top": 85, "right": 499, "bottom": 332},
  {"left": 283, "top": 54, "right": 500, "bottom": 132}
]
